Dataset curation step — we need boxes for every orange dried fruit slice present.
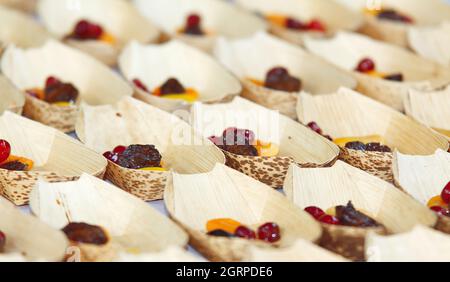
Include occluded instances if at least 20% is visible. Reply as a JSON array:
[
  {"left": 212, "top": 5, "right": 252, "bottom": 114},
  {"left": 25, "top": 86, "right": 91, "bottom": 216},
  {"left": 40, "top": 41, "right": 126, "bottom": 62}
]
[
  {"left": 99, "top": 32, "right": 116, "bottom": 44},
  {"left": 427, "top": 195, "right": 447, "bottom": 208},
  {"left": 266, "top": 14, "right": 287, "bottom": 27},
  {"left": 1, "top": 155, "right": 34, "bottom": 171},
  {"left": 206, "top": 218, "right": 242, "bottom": 234}
]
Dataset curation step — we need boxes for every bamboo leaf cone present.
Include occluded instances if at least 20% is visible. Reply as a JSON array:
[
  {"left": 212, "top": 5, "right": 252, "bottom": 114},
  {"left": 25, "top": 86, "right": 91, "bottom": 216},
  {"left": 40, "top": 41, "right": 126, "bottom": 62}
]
[
  {"left": 164, "top": 163, "right": 322, "bottom": 262},
  {"left": 213, "top": 31, "right": 357, "bottom": 119},
  {"left": 37, "top": 0, "right": 160, "bottom": 66},
  {"left": 192, "top": 96, "right": 340, "bottom": 189},
  {"left": 235, "top": 0, "right": 363, "bottom": 46},
  {"left": 29, "top": 173, "right": 188, "bottom": 262},
  {"left": 0, "top": 111, "right": 107, "bottom": 205},
  {"left": 133, "top": 0, "right": 267, "bottom": 53},
  {"left": 297, "top": 87, "right": 449, "bottom": 183},
  {"left": 392, "top": 149, "right": 450, "bottom": 234},
  {"left": 284, "top": 161, "right": 437, "bottom": 261},
  {"left": 304, "top": 32, "right": 450, "bottom": 111},
  {"left": 0, "top": 40, "right": 133, "bottom": 133},
  {"left": 0, "top": 197, "right": 68, "bottom": 262},
  {"left": 76, "top": 96, "right": 225, "bottom": 201},
  {"left": 119, "top": 40, "right": 242, "bottom": 113}
]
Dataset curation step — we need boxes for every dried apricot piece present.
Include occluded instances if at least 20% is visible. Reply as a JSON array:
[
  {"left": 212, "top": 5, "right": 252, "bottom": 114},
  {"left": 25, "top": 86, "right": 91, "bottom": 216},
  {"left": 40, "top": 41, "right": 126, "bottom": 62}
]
[{"left": 206, "top": 218, "right": 242, "bottom": 234}]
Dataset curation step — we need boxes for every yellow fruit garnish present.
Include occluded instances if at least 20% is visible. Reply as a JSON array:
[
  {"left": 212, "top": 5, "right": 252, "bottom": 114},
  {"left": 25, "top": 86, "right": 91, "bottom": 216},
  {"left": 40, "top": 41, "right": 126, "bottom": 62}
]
[
  {"left": 366, "top": 70, "right": 387, "bottom": 78},
  {"left": 99, "top": 32, "right": 116, "bottom": 44},
  {"left": 256, "top": 141, "right": 279, "bottom": 157},
  {"left": 326, "top": 207, "right": 336, "bottom": 217},
  {"left": 363, "top": 8, "right": 381, "bottom": 16},
  {"left": 266, "top": 14, "right": 287, "bottom": 27},
  {"left": 139, "top": 167, "right": 167, "bottom": 172},
  {"left": 333, "top": 135, "right": 385, "bottom": 147},
  {"left": 52, "top": 102, "right": 72, "bottom": 107},
  {"left": 161, "top": 88, "right": 199, "bottom": 103},
  {"left": 427, "top": 195, "right": 447, "bottom": 208},
  {"left": 206, "top": 218, "right": 242, "bottom": 234},
  {"left": 248, "top": 78, "right": 264, "bottom": 87}
]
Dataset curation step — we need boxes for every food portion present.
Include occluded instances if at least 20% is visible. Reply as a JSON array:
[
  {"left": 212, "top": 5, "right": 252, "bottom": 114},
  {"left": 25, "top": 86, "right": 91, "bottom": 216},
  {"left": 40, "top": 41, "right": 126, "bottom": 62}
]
[
  {"left": 0, "top": 231, "right": 6, "bottom": 252},
  {"left": 26, "top": 76, "right": 79, "bottom": 107},
  {"left": 427, "top": 181, "right": 450, "bottom": 217},
  {"left": 364, "top": 8, "right": 414, "bottom": 24},
  {"left": 133, "top": 78, "right": 199, "bottom": 103},
  {"left": 62, "top": 222, "right": 109, "bottom": 245},
  {"left": 67, "top": 19, "right": 116, "bottom": 44},
  {"left": 0, "top": 140, "right": 34, "bottom": 171},
  {"left": 355, "top": 58, "right": 404, "bottom": 82},
  {"left": 249, "top": 67, "right": 302, "bottom": 93},
  {"left": 305, "top": 201, "right": 381, "bottom": 228},
  {"left": 266, "top": 14, "right": 326, "bottom": 33},
  {"left": 206, "top": 218, "right": 281, "bottom": 243},
  {"left": 306, "top": 122, "right": 392, "bottom": 153},
  {"left": 103, "top": 144, "right": 167, "bottom": 171},
  {"left": 179, "top": 13, "right": 206, "bottom": 36},
  {"left": 209, "top": 127, "right": 279, "bottom": 157}
]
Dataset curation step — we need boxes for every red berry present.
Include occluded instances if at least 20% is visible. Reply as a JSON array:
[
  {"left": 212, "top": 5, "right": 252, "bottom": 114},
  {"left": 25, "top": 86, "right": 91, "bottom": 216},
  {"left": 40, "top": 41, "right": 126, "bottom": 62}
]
[
  {"left": 319, "top": 215, "right": 340, "bottom": 225},
  {"left": 307, "top": 122, "right": 322, "bottom": 135},
  {"left": 132, "top": 79, "right": 149, "bottom": 92},
  {"left": 87, "top": 23, "right": 103, "bottom": 39},
  {"left": 257, "top": 222, "right": 281, "bottom": 243},
  {"left": 307, "top": 19, "right": 326, "bottom": 32},
  {"left": 430, "top": 206, "right": 450, "bottom": 217},
  {"left": 234, "top": 226, "right": 256, "bottom": 240},
  {"left": 0, "top": 140, "right": 11, "bottom": 164},
  {"left": 441, "top": 182, "right": 450, "bottom": 204},
  {"left": 45, "top": 76, "right": 60, "bottom": 88},
  {"left": 74, "top": 20, "right": 90, "bottom": 38},
  {"left": 113, "top": 145, "right": 127, "bottom": 154},
  {"left": 356, "top": 58, "right": 376, "bottom": 73},
  {"left": 103, "top": 151, "right": 118, "bottom": 163},
  {"left": 304, "top": 206, "right": 325, "bottom": 219},
  {"left": 187, "top": 14, "right": 201, "bottom": 28},
  {"left": 0, "top": 231, "right": 5, "bottom": 250},
  {"left": 286, "top": 18, "right": 305, "bottom": 30}
]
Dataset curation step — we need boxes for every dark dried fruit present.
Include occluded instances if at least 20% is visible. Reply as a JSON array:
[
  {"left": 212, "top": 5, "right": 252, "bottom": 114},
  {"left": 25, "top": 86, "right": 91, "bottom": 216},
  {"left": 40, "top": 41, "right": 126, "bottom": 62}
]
[
  {"left": 207, "top": 229, "right": 235, "bottom": 238},
  {"left": 365, "top": 142, "right": 392, "bottom": 152},
  {"left": 160, "top": 78, "right": 186, "bottom": 95},
  {"left": 383, "top": 73, "right": 404, "bottom": 82},
  {"left": 116, "top": 145, "right": 162, "bottom": 169},
  {"left": 0, "top": 161, "right": 27, "bottom": 171},
  {"left": 257, "top": 222, "right": 281, "bottom": 243},
  {"left": 377, "top": 9, "right": 413, "bottom": 23},
  {"left": 345, "top": 141, "right": 366, "bottom": 151},
  {"left": 265, "top": 67, "right": 302, "bottom": 92},
  {"left": 234, "top": 226, "right": 256, "bottom": 239},
  {"left": 62, "top": 222, "right": 108, "bottom": 245},
  {"left": 210, "top": 128, "right": 259, "bottom": 156},
  {"left": 221, "top": 144, "right": 258, "bottom": 156},
  {"left": 184, "top": 14, "right": 205, "bottom": 35},
  {"left": 335, "top": 201, "right": 379, "bottom": 228},
  {"left": 286, "top": 18, "right": 305, "bottom": 30},
  {"left": 45, "top": 82, "right": 79, "bottom": 104}
]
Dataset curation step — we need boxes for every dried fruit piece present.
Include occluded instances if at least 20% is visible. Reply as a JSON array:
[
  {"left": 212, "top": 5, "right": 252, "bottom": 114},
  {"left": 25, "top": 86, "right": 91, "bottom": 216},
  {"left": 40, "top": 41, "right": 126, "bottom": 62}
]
[
  {"left": 103, "top": 144, "right": 164, "bottom": 170},
  {"left": 257, "top": 222, "right": 281, "bottom": 243},
  {"left": 264, "top": 67, "right": 302, "bottom": 92},
  {"left": 345, "top": 141, "right": 366, "bottom": 151},
  {"left": 377, "top": 9, "right": 413, "bottom": 23},
  {"left": 62, "top": 222, "right": 108, "bottom": 245},
  {"left": 207, "top": 229, "right": 235, "bottom": 238},
  {"left": 334, "top": 135, "right": 385, "bottom": 148},
  {"left": 286, "top": 17, "right": 305, "bottom": 30},
  {"left": 304, "top": 206, "right": 325, "bottom": 219},
  {"left": 206, "top": 218, "right": 242, "bottom": 234},
  {"left": 335, "top": 201, "right": 379, "bottom": 227},
  {"left": 0, "top": 139, "right": 11, "bottom": 163},
  {"left": 365, "top": 142, "right": 392, "bottom": 153},
  {"left": 427, "top": 195, "right": 447, "bottom": 208},
  {"left": 383, "top": 73, "right": 404, "bottom": 82},
  {"left": 160, "top": 78, "right": 186, "bottom": 95},
  {"left": 0, "top": 155, "right": 34, "bottom": 171}
]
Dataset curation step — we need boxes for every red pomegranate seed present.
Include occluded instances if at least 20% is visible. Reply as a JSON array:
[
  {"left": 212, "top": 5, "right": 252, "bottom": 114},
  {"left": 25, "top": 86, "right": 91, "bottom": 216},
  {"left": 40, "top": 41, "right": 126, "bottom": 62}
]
[
  {"left": 307, "top": 122, "right": 322, "bottom": 135},
  {"left": 113, "top": 145, "right": 127, "bottom": 154},
  {"left": 430, "top": 206, "right": 450, "bottom": 217},
  {"left": 0, "top": 231, "right": 5, "bottom": 250},
  {"left": 304, "top": 206, "right": 325, "bottom": 219},
  {"left": 0, "top": 140, "right": 11, "bottom": 163},
  {"left": 187, "top": 14, "right": 201, "bottom": 28},
  {"left": 74, "top": 20, "right": 90, "bottom": 38},
  {"left": 356, "top": 58, "right": 376, "bottom": 73},
  {"left": 45, "top": 76, "right": 60, "bottom": 88},
  {"left": 441, "top": 181, "right": 450, "bottom": 204},
  {"left": 257, "top": 222, "right": 281, "bottom": 243},
  {"left": 87, "top": 23, "right": 103, "bottom": 38},
  {"left": 307, "top": 19, "right": 325, "bottom": 32},
  {"left": 132, "top": 79, "right": 149, "bottom": 92},
  {"left": 234, "top": 226, "right": 256, "bottom": 240},
  {"left": 319, "top": 215, "right": 340, "bottom": 225}
]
